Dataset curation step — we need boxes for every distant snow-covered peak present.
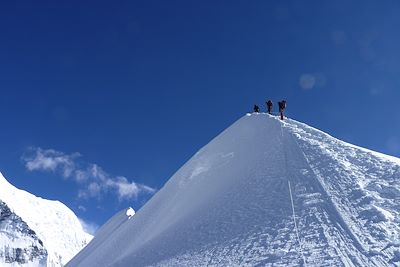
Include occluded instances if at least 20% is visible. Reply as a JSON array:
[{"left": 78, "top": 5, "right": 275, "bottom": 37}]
[
  {"left": 0, "top": 172, "right": 11, "bottom": 187},
  {"left": 0, "top": 172, "right": 92, "bottom": 266}
]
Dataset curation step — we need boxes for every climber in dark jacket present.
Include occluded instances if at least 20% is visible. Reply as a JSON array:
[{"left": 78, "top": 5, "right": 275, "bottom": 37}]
[
  {"left": 254, "top": 104, "right": 260, "bottom": 113},
  {"left": 266, "top": 100, "right": 273, "bottom": 114},
  {"left": 278, "top": 100, "right": 286, "bottom": 120}
]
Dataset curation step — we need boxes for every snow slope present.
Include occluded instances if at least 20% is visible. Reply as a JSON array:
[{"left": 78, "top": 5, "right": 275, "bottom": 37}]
[
  {"left": 0, "top": 173, "right": 92, "bottom": 266},
  {"left": 69, "top": 207, "right": 135, "bottom": 265},
  {"left": 67, "top": 114, "right": 400, "bottom": 266}
]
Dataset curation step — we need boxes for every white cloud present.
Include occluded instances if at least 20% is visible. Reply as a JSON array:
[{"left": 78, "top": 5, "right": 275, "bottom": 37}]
[
  {"left": 88, "top": 164, "right": 108, "bottom": 181},
  {"left": 23, "top": 148, "right": 79, "bottom": 178},
  {"left": 78, "top": 217, "right": 99, "bottom": 235},
  {"left": 113, "top": 177, "right": 140, "bottom": 200},
  {"left": 105, "top": 176, "right": 156, "bottom": 201},
  {"left": 22, "top": 147, "right": 156, "bottom": 201},
  {"left": 75, "top": 170, "right": 90, "bottom": 182},
  {"left": 87, "top": 182, "right": 102, "bottom": 198},
  {"left": 78, "top": 205, "right": 87, "bottom": 212},
  {"left": 140, "top": 184, "right": 157, "bottom": 194}
]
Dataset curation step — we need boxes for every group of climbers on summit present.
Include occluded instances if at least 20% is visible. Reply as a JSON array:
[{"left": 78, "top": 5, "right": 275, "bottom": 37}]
[{"left": 253, "top": 100, "right": 287, "bottom": 120}]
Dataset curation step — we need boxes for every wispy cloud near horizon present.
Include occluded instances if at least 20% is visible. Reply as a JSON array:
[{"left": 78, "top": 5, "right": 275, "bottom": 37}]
[
  {"left": 78, "top": 217, "right": 99, "bottom": 235},
  {"left": 22, "top": 147, "right": 156, "bottom": 201}
]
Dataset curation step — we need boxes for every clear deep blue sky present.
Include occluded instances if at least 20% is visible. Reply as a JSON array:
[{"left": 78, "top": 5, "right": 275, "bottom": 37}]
[{"left": 1, "top": 1, "right": 399, "bottom": 229}]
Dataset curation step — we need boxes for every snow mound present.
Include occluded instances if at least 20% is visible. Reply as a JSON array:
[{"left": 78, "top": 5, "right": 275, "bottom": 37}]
[
  {"left": 126, "top": 208, "right": 135, "bottom": 219},
  {"left": 67, "top": 114, "right": 400, "bottom": 266}
]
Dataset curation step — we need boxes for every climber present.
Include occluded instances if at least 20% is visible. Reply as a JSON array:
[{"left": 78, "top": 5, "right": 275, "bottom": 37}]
[
  {"left": 266, "top": 100, "right": 273, "bottom": 114},
  {"left": 278, "top": 100, "right": 286, "bottom": 120},
  {"left": 254, "top": 104, "right": 260, "bottom": 113}
]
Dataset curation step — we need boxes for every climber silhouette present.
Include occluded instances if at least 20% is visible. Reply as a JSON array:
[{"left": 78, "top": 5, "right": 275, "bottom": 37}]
[
  {"left": 266, "top": 100, "right": 273, "bottom": 114},
  {"left": 254, "top": 104, "right": 260, "bottom": 113},
  {"left": 278, "top": 100, "right": 286, "bottom": 120}
]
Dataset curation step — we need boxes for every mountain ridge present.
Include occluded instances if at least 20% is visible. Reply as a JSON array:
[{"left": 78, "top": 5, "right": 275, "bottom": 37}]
[{"left": 68, "top": 114, "right": 400, "bottom": 266}]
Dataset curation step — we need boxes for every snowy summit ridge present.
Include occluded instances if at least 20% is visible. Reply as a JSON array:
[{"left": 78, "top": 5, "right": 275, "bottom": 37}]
[
  {"left": 68, "top": 114, "right": 400, "bottom": 266},
  {"left": 0, "top": 172, "right": 92, "bottom": 266}
]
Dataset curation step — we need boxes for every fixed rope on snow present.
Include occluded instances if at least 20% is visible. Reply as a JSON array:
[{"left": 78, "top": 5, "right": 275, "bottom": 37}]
[
  {"left": 280, "top": 123, "right": 307, "bottom": 266},
  {"left": 288, "top": 180, "right": 307, "bottom": 266}
]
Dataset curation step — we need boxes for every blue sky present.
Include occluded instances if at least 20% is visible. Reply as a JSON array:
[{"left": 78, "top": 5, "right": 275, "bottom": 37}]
[{"left": 1, "top": 0, "right": 399, "bottom": 232}]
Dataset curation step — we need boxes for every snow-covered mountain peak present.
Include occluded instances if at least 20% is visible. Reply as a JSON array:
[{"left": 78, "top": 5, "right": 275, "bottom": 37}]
[
  {"left": 68, "top": 114, "right": 400, "bottom": 266},
  {"left": 0, "top": 172, "right": 12, "bottom": 187},
  {"left": 0, "top": 172, "right": 92, "bottom": 266}
]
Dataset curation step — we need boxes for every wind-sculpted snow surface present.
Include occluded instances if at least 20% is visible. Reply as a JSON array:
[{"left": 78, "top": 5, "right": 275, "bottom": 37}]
[
  {"left": 283, "top": 118, "right": 400, "bottom": 266},
  {"left": 67, "top": 114, "right": 400, "bottom": 267},
  {"left": 0, "top": 173, "right": 93, "bottom": 266}
]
